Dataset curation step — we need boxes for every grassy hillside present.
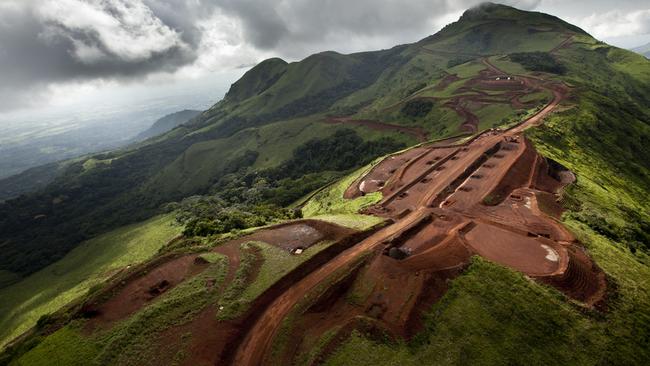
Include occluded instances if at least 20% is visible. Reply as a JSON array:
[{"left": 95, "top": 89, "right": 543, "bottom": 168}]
[
  {"left": 0, "top": 214, "right": 180, "bottom": 349},
  {"left": 135, "top": 110, "right": 201, "bottom": 141},
  {"left": 1, "top": 3, "right": 649, "bottom": 364}
]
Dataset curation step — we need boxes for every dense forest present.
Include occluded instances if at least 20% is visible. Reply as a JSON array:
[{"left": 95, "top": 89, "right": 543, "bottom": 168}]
[
  {"left": 176, "top": 129, "right": 403, "bottom": 236},
  {"left": 0, "top": 129, "right": 402, "bottom": 275},
  {"left": 509, "top": 52, "right": 567, "bottom": 74}
]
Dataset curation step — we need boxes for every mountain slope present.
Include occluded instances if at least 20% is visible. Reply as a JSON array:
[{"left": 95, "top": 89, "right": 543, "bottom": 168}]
[
  {"left": 135, "top": 110, "right": 201, "bottom": 141},
  {"left": 1, "top": 3, "right": 650, "bottom": 365},
  {"left": 632, "top": 42, "right": 650, "bottom": 58}
]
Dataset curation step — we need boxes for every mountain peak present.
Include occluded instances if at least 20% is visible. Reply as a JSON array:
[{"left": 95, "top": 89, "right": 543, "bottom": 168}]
[
  {"left": 460, "top": 2, "right": 518, "bottom": 20},
  {"left": 426, "top": 1, "right": 589, "bottom": 45}
]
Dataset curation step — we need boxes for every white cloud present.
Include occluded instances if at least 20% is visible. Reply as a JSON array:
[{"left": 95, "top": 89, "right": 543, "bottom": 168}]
[
  {"left": 576, "top": 8, "right": 650, "bottom": 39},
  {"left": 176, "top": 8, "right": 270, "bottom": 78},
  {"left": 36, "top": 0, "right": 188, "bottom": 63}
]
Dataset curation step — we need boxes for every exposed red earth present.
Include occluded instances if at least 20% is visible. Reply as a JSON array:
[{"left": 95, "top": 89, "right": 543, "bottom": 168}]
[{"left": 73, "top": 36, "right": 605, "bottom": 366}]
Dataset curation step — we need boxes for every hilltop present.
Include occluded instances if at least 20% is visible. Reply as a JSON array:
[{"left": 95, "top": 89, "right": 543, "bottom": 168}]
[{"left": 1, "top": 3, "right": 649, "bottom": 365}]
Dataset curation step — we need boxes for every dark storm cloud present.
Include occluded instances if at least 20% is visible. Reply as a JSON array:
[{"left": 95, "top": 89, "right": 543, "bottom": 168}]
[
  {"left": 208, "top": 0, "right": 543, "bottom": 53},
  {"left": 3, "top": 0, "right": 642, "bottom": 113},
  {"left": 215, "top": 0, "right": 289, "bottom": 49},
  {"left": 0, "top": 0, "right": 212, "bottom": 111},
  {"left": 142, "top": 0, "right": 217, "bottom": 47}
]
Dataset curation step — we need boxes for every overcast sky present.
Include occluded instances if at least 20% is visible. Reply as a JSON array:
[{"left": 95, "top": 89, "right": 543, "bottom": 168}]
[{"left": 0, "top": 0, "right": 648, "bottom": 118}]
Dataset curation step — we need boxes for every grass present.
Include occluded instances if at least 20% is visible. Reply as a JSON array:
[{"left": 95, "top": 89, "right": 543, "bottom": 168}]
[
  {"left": 309, "top": 214, "right": 385, "bottom": 231},
  {"left": 519, "top": 90, "right": 552, "bottom": 104},
  {"left": 147, "top": 115, "right": 415, "bottom": 199},
  {"left": 0, "top": 214, "right": 181, "bottom": 350},
  {"left": 486, "top": 55, "right": 528, "bottom": 74},
  {"left": 268, "top": 249, "right": 373, "bottom": 365},
  {"left": 82, "top": 158, "right": 114, "bottom": 172},
  {"left": 241, "top": 241, "right": 334, "bottom": 303},
  {"left": 197, "top": 252, "right": 225, "bottom": 264},
  {"left": 297, "top": 327, "right": 340, "bottom": 366},
  {"left": 475, "top": 103, "right": 519, "bottom": 130},
  {"left": 9, "top": 323, "right": 99, "bottom": 366},
  {"left": 345, "top": 265, "right": 377, "bottom": 306},
  {"left": 333, "top": 49, "right": 444, "bottom": 116},
  {"left": 527, "top": 91, "right": 650, "bottom": 251},
  {"left": 216, "top": 245, "right": 259, "bottom": 320},
  {"left": 301, "top": 161, "right": 384, "bottom": 217},
  {"left": 94, "top": 254, "right": 229, "bottom": 365},
  {"left": 447, "top": 61, "right": 485, "bottom": 78},
  {"left": 218, "top": 240, "right": 338, "bottom": 320},
  {"left": 324, "top": 247, "right": 649, "bottom": 366},
  {"left": 13, "top": 253, "right": 230, "bottom": 365}
]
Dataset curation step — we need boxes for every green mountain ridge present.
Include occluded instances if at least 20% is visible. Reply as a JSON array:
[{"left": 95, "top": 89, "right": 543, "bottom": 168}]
[
  {"left": 135, "top": 109, "right": 201, "bottom": 141},
  {"left": 1, "top": 4, "right": 650, "bottom": 364},
  {"left": 632, "top": 42, "right": 650, "bottom": 58}
]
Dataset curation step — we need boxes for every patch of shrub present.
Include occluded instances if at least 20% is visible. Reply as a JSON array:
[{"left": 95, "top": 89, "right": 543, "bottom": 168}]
[
  {"left": 447, "top": 55, "right": 476, "bottom": 68},
  {"left": 401, "top": 100, "right": 434, "bottom": 118},
  {"left": 509, "top": 52, "right": 566, "bottom": 74}
]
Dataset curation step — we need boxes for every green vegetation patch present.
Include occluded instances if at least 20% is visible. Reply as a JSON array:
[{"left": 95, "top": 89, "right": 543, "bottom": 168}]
[
  {"left": 268, "top": 249, "right": 373, "bottom": 365},
  {"left": 475, "top": 103, "right": 520, "bottom": 130},
  {"left": 197, "top": 252, "right": 225, "bottom": 264},
  {"left": 9, "top": 323, "right": 99, "bottom": 366},
  {"left": 400, "top": 99, "right": 434, "bottom": 118},
  {"left": 301, "top": 162, "right": 383, "bottom": 217},
  {"left": 519, "top": 90, "right": 552, "bottom": 104},
  {"left": 0, "top": 214, "right": 180, "bottom": 350},
  {"left": 241, "top": 241, "right": 334, "bottom": 303},
  {"left": 527, "top": 92, "right": 650, "bottom": 253},
  {"left": 486, "top": 55, "right": 528, "bottom": 74},
  {"left": 308, "top": 214, "right": 385, "bottom": 231},
  {"left": 96, "top": 254, "right": 229, "bottom": 365},
  {"left": 217, "top": 240, "right": 336, "bottom": 320},
  {"left": 509, "top": 52, "right": 567, "bottom": 74}
]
